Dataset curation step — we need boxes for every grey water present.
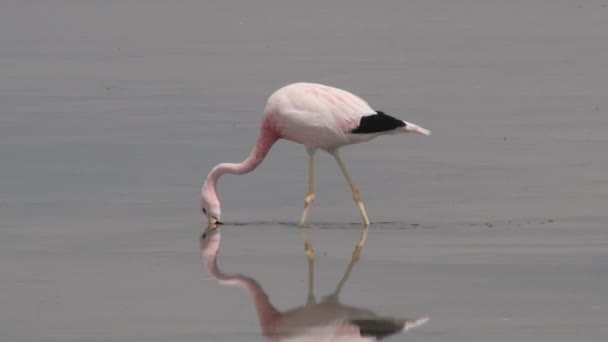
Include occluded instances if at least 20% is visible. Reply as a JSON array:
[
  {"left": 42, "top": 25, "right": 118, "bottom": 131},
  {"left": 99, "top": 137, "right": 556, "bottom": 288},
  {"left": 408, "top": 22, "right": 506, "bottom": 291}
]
[{"left": 1, "top": 0, "right": 608, "bottom": 341}]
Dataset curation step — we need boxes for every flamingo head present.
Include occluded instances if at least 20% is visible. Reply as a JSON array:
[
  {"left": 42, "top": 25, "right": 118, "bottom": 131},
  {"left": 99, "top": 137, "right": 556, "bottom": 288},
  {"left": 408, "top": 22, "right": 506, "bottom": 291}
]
[{"left": 201, "top": 182, "right": 223, "bottom": 226}]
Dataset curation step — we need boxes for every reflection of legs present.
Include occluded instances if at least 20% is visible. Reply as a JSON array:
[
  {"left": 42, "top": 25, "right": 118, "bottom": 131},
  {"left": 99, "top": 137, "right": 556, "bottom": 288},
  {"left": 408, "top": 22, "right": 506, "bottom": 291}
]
[
  {"left": 333, "top": 224, "right": 370, "bottom": 295},
  {"left": 305, "top": 254, "right": 316, "bottom": 304},
  {"left": 331, "top": 151, "right": 370, "bottom": 226},
  {"left": 304, "top": 238, "right": 315, "bottom": 304},
  {"left": 299, "top": 149, "right": 316, "bottom": 303}
]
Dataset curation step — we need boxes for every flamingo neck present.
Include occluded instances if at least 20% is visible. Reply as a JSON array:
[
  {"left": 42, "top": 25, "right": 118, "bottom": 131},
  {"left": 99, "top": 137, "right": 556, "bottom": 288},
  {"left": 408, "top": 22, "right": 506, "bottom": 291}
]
[
  {"left": 203, "top": 253, "right": 280, "bottom": 336},
  {"left": 202, "top": 121, "right": 279, "bottom": 209}
]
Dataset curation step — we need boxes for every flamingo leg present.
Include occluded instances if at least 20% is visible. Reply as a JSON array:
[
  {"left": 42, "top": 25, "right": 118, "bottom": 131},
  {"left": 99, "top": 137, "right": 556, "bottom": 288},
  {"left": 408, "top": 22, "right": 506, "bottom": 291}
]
[
  {"left": 299, "top": 149, "right": 316, "bottom": 226},
  {"left": 299, "top": 149, "right": 316, "bottom": 302},
  {"left": 331, "top": 151, "right": 371, "bottom": 227}
]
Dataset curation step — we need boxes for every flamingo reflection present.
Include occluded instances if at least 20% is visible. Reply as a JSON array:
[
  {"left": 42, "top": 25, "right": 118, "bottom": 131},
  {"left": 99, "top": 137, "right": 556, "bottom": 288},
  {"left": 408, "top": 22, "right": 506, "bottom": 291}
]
[{"left": 200, "top": 229, "right": 428, "bottom": 341}]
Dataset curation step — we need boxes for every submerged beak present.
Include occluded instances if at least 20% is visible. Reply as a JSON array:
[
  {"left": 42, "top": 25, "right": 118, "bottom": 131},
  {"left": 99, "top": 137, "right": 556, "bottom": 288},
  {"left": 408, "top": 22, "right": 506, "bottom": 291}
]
[
  {"left": 203, "top": 216, "right": 223, "bottom": 236},
  {"left": 206, "top": 216, "right": 223, "bottom": 228},
  {"left": 404, "top": 122, "right": 431, "bottom": 136}
]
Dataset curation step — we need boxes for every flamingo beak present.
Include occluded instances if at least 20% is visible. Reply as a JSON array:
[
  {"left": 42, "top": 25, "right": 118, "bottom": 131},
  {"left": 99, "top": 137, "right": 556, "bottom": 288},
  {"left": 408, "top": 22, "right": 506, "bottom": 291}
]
[
  {"left": 206, "top": 216, "right": 223, "bottom": 230},
  {"left": 208, "top": 216, "right": 217, "bottom": 226}
]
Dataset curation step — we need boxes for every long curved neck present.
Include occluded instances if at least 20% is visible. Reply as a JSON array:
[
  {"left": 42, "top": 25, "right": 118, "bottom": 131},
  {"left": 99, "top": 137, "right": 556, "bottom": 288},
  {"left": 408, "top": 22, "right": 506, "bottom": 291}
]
[
  {"left": 202, "top": 121, "right": 279, "bottom": 204},
  {"left": 203, "top": 250, "right": 280, "bottom": 336}
]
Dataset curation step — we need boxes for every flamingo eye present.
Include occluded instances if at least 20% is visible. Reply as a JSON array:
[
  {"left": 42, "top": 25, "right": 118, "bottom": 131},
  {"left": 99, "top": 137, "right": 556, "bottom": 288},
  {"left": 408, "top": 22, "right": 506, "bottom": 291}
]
[{"left": 202, "top": 208, "right": 207, "bottom": 214}]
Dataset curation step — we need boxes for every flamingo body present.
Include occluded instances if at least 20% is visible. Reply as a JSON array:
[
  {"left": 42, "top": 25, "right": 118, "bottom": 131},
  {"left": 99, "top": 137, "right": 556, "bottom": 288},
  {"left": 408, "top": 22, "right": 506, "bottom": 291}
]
[
  {"left": 267, "top": 83, "right": 377, "bottom": 150},
  {"left": 266, "top": 83, "right": 428, "bottom": 150}
]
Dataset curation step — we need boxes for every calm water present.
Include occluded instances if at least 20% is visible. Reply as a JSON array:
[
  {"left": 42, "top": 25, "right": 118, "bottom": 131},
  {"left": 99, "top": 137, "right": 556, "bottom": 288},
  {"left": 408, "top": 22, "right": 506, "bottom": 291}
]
[{"left": 1, "top": 1, "right": 607, "bottom": 341}]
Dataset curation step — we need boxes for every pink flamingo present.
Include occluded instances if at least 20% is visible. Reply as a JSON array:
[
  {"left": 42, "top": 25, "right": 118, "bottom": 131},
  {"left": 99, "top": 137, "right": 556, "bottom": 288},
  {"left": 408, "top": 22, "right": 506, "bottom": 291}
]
[
  {"left": 201, "top": 82, "right": 430, "bottom": 265},
  {"left": 200, "top": 229, "right": 429, "bottom": 341}
]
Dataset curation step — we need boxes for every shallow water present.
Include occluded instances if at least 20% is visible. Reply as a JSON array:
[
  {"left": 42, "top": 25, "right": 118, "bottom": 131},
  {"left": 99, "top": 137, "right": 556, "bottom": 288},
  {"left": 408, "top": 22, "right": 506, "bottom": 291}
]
[
  {"left": 1, "top": 0, "right": 608, "bottom": 341},
  {"left": 3, "top": 221, "right": 608, "bottom": 341}
]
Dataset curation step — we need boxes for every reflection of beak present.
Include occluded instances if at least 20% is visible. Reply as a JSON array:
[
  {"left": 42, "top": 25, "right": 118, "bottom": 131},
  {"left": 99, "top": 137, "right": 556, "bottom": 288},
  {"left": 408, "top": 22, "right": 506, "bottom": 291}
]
[{"left": 203, "top": 222, "right": 218, "bottom": 239}]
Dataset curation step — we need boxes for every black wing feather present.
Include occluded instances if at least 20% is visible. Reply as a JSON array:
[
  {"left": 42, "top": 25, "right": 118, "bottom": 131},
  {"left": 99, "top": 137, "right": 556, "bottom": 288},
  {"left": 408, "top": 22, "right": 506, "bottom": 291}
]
[
  {"left": 348, "top": 319, "right": 403, "bottom": 340},
  {"left": 350, "top": 111, "right": 405, "bottom": 134}
]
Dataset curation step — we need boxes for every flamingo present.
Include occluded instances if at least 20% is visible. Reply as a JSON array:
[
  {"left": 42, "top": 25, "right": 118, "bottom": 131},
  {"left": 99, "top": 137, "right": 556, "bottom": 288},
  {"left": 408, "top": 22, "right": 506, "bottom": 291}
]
[
  {"left": 201, "top": 82, "right": 430, "bottom": 263},
  {"left": 200, "top": 229, "right": 428, "bottom": 341}
]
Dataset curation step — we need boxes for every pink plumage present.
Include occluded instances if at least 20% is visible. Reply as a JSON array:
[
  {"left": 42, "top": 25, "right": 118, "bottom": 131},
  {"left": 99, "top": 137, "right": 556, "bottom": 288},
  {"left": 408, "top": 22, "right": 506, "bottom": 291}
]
[{"left": 201, "top": 82, "right": 430, "bottom": 227}]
